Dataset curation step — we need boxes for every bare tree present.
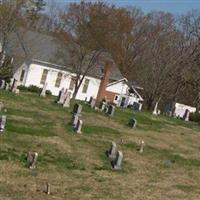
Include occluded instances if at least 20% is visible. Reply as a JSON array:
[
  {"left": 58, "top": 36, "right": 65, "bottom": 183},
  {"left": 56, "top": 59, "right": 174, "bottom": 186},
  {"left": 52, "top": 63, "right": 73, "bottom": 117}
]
[{"left": 55, "top": 1, "right": 133, "bottom": 99}]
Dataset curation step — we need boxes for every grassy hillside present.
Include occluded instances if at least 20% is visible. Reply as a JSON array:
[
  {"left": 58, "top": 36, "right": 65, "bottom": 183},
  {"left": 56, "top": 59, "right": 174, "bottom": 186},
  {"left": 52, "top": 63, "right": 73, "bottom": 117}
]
[{"left": 0, "top": 90, "right": 200, "bottom": 200}]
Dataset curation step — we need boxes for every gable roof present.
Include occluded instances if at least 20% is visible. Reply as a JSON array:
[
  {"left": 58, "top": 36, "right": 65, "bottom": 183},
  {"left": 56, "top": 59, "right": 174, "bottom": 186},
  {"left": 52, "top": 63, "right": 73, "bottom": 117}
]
[{"left": 9, "top": 30, "right": 123, "bottom": 81}]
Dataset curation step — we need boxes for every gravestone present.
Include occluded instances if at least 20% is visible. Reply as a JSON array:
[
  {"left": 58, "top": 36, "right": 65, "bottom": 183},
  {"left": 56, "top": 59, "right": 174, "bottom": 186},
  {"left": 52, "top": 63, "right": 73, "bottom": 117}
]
[
  {"left": 99, "top": 101, "right": 106, "bottom": 111},
  {"left": 46, "top": 183, "right": 50, "bottom": 195},
  {"left": 75, "top": 119, "right": 83, "bottom": 134},
  {"left": 71, "top": 114, "right": 79, "bottom": 128},
  {"left": 40, "top": 83, "right": 47, "bottom": 97},
  {"left": 106, "top": 142, "right": 117, "bottom": 160},
  {"left": 63, "top": 92, "right": 71, "bottom": 108},
  {"left": 27, "top": 152, "right": 38, "bottom": 169},
  {"left": 0, "top": 115, "right": 6, "bottom": 132},
  {"left": 104, "top": 104, "right": 109, "bottom": 113},
  {"left": 88, "top": 97, "right": 93, "bottom": 105},
  {"left": 84, "top": 97, "right": 88, "bottom": 104},
  {"left": 0, "top": 80, "right": 5, "bottom": 89},
  {"left": 5, "top": 82, "right": 9, "bottom": 90},
  {"left": 183, "top": 109, "right": 190, "bottom": 121},
  {"left": 111, "top": 151, "right": 123, "bottom": 170},
  {"left": 107, "top": 105, "right": 115, "bottom": 116},
  {"left": 11, "top": 79, "right": 18, "bottom": 93},
  {"left": 72, "top": 103, "right": 82, "bottom": 116},
  {"left": 133, "top": 102, "right": 142, "bottom": 111},
  {"left": 128, "top": 118, "right": 137, "bottom": 128},
  {"left": 139, "top": 140, "right": 145, "bottom": 153},
  {"left": 90, "top": 98, "right": 96, "bottom": 108},
  {"left": 152, "top": 102, "right": 159, "bottom": 115},
  {"left": 57, "top": 88, "right": 65, "bottom": 104}
]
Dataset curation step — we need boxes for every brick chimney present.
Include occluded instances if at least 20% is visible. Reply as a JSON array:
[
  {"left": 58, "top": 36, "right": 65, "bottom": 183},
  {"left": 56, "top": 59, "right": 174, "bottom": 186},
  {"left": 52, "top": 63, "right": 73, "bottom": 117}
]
[{"left": 96, "top": 61, "right": 112, "bottom": 102}]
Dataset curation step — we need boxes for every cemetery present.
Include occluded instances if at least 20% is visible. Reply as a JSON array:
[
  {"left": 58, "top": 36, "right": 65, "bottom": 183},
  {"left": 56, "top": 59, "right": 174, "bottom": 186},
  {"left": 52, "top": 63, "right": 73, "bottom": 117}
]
[{"left": 0, "top": 89, "right": 200, "bottom": 200}]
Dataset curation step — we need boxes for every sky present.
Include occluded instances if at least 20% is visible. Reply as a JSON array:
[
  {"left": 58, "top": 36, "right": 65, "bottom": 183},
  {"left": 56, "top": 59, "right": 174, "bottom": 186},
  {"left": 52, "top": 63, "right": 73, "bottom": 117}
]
[{"left": 51, "top": 0, "right": 200, "bottom": 14}]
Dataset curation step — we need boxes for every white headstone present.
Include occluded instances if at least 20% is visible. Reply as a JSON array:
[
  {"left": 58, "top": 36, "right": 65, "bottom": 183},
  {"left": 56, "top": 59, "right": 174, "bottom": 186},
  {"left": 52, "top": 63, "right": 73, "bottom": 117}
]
[
  {"left": 0, "top": 80, "right": 5, "bottom": 89},
  {"left": 57, "top": 88, "right": 65, "bottom": 104},
  {"left": 99, "top": 101, "right": 106, "bottom": 111},
  {"left": 107, "top": 142, "right": 117, "bottom": 160},
  {"left": 27, "top": 152, "right": 38, "bottom": 169},
  {"left": 0, "top": 115, "right": 6, "bottom": 132},
  {"left": 139, "top": 140, "right": 145, "bottom": 153},
  {"left": 40, "top": 83, "right": 47, "bottom": 97},
  {"left": 63, "top": 92, "right": 71, "bottom": 108},
  {"left": 75, "top": 119, "right": 83, "bottom": 134}
]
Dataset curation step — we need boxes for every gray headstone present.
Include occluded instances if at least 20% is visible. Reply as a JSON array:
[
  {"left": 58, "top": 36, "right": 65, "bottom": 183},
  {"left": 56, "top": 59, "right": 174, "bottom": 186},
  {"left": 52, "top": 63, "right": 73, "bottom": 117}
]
[
  {"left": 71, "top": 114, "right": 79, "bottom": 128},
  {"left": 90, "top": 98, "right": 96, "bottom": 108},
  {"left": 128, "top": 118, "right": 137, "bottom": 128},
  {"left": 107, "top": 105, "right": 115, "bottom": 116},
  {"left": 11, "top": 79, "right": 18, "bottom": 93},
  {"left": 183, "top": 109, "right": 190, "bottom": 121},
  {"left": 99, "top": 101, "right": 106, "bottom": 111},
  {"left": 107, "top": 142, "right": 117, "bottom": 160},
  {"left": 84, "top": 97, "right": 88, "bottom": 104},
  {"left": 57, "top": 88, "right": 65, "bottom": 104},
  {"left": 73, "top": 103, "right": 82, "bottom": 116},
  {"left": 63, "top": 92, "right": 71, "bottom": 108},
  {"left": 0, "top": 115, "right": 6, "bottom": 132},
  {"left": 133, "top": 102, "right": 142, "bottom": 111},
  {"left": 27, "top": 152, "right": 38, "bottom": 169},
  {"left": 40, "top": 82, "right": 47, "bottom": 97},
  {"left": 111, "top": 151, "right": 123, "bottom": 170},
  {"left": 75, "top": 119, "right": 83, "bottom": 134},
  {"left": 5, "top": 82, "right": 9, "bottom": 90}
]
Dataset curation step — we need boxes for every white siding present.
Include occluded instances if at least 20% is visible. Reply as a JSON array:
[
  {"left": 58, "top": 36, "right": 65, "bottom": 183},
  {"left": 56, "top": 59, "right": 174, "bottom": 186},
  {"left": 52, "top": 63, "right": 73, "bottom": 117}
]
[
  {"left": 14, "top": 63, "right": 101, "bottom": 100},
  {"left": 106, "top": 81, "right": 128, "bottom": 95},
  {"left": 174, "top": 103, "right": 196, "bottom": 118}
]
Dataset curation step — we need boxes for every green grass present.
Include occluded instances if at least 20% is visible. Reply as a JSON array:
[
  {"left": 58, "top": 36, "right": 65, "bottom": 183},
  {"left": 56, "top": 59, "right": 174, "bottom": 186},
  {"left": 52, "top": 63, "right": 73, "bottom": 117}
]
[
  {"left": 0, "top": 90, "right": 200, "bottom": 200},
  {"left": 83, "top": 125, "right": 120, "bottom": 135}
]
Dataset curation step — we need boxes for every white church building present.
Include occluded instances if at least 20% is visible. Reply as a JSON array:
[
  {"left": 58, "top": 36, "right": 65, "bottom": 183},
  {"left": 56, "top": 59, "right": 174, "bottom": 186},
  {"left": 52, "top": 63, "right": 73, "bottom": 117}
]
[{"left": 10, "top": 30, "right": 143, "bottom": 107}]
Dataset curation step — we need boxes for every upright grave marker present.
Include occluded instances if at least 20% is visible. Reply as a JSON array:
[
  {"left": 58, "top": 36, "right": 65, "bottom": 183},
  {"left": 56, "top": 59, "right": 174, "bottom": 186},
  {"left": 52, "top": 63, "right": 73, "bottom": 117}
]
[
  {"left": 111, "top": 151, "right": 123, "bottom": 170},
  {"left": 107, "top": 105, "right": 115, "bottom": 116},
  {"left": 63, "top": 91, "right": 71, "bottom": 108},
  {"left": 27, "top": 152, "right": 38, "bottom": 169},
  {"left": 40, "top": 83, "right": 47, "bottom": 97},
  {"left": 106, "top": 142, "right": 117, "bottom": 160},
  {"left": 11, "top": 79, "right": 18, "bottom": 93},
  {"left": 0, "top": 115, "right": 6, "bottom": 132},
  {"left": 128, "top": 118, "right": 137, "bottom": 128},
  {"left": 75, "top": 119, "right": 83, "bottom": 134}
]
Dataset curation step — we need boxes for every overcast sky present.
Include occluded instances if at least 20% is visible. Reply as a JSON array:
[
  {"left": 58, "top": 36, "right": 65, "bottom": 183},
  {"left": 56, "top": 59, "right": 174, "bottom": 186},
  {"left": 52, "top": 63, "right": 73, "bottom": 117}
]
[{"left": 48, "top": 0, "right": 200, "bottom": 14}]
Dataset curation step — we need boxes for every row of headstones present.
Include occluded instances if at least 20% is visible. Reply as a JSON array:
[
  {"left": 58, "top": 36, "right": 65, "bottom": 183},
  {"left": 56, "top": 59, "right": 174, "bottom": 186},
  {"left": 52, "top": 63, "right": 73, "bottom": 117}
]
[
  {"left": 56, "top": 87, "right": 71, "bottom": 108},
  {"left": 153, "top": 102, "right": 190, "bottom": 122},
  {"left": 87, "top": 97, "right": 115, "bottom": 116},
  {"left": 106, "top": 140, "right": 145, "bottom": 170},
  {"left": 88, "top": 97, "right": 138, "bottom": 128},
  {"left": 0, "top": 79, "right": 20, "bottom": 94},
  {"left": 71, "top": 103, "right": 83, "bottom": 134}
]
